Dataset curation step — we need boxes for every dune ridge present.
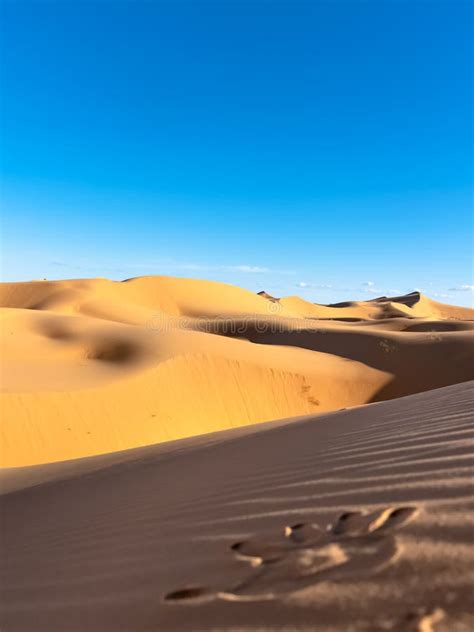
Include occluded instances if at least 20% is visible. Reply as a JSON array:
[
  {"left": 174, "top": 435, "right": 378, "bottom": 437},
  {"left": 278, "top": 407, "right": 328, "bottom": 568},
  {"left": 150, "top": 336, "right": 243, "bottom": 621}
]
[{"left": 1, "top": 276, "right": 473, "bottom": 466}]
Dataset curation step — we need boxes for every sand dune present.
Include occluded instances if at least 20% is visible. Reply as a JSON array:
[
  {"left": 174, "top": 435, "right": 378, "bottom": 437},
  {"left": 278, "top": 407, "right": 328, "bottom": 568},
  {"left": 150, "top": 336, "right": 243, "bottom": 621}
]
[
  {"left": 278, "top": 290, "right": 474, "bottom": 321},
  {"left": 1, "top": 382, "right": 472, "bottom": 631},
  {"left": 1, "top": 277, "right": 473, "bottom": 631},
  {"left": 0, "top": 276, "right": 300, "bottom": 322},
  {"left": 1, "top": 277, "right": 473, "bottom": 466}
]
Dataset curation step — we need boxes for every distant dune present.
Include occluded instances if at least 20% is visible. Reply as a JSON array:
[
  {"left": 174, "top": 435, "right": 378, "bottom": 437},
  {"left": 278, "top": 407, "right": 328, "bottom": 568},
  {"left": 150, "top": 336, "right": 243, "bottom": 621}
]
[{"left": 1, "top": 276, "right": 473, "bottom": 466}]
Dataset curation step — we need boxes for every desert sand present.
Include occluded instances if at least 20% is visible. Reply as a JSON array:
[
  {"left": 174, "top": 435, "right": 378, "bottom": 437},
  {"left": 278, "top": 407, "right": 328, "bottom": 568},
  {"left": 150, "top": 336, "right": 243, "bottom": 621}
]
[
  {"left": 1, "top": 277, "right": 473, "bottom": 466},
  {"left": 1, "top": 276, "right": 473, "bottom": 631},
  {"left": 1, "top": 381, "right": 473, "bottom": 631}
]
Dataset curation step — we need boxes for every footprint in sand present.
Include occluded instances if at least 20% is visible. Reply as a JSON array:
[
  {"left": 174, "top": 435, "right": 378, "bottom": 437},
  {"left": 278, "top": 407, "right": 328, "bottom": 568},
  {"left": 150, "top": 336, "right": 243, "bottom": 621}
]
[
  {"left": 164, "top": 505, "right": 418, "bottom": 604},
  {"left": 386, "top": 607, "right": 445, "bottom": 632}
]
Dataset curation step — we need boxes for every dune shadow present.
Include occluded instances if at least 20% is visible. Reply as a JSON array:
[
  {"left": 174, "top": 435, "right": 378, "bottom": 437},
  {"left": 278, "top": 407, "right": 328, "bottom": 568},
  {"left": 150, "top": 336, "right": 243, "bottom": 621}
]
[{"left": 204, "top": 320, "right": 474, "bottom": 402}]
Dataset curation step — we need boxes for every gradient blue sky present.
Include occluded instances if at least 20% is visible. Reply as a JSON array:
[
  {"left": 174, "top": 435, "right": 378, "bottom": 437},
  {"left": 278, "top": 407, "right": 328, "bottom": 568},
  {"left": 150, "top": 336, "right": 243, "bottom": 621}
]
[{"left": 1, "top": 0, "right": 473, "bottom": 305}]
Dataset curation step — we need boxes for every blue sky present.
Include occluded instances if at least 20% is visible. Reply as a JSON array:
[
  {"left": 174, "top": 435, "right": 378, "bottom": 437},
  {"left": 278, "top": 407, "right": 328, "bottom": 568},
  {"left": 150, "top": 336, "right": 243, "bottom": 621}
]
[{"left": 1, "top": 0, "right": 472, "bottom": 305}]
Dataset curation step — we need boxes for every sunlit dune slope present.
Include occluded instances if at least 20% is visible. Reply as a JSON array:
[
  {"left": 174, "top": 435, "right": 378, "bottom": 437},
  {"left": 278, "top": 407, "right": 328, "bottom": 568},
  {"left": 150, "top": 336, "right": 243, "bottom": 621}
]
[
  {"left": 0, "top": 276, "right": 301, "bottom": 322},
  {"left": 1, "top": 277, "right": 473, "bottom": 466},
  {"left": 0, "top": 308, "right": 388, "bottom": 465}
]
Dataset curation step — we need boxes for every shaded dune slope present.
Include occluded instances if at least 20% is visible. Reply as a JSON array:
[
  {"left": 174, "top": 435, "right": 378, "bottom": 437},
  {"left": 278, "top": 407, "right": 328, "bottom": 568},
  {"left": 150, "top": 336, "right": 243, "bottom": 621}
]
[{"left": 1, "top": 382, "right": 473, "bottom": 631}]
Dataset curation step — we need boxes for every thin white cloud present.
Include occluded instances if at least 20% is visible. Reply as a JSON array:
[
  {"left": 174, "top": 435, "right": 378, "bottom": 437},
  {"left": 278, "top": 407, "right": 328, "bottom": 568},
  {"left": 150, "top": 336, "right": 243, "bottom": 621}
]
[
  {"left": 448, "top": 284, "right": 474, "bottom": 292},
  {"left": 361, "top": 281, "right": 385, "bottom": 295},
  {"left": 297, "top": 281, "right": 333, "bottom": 289},
  {"left": 50, "top": 260, "right": 272, "bottom": 275},
  {"left": 227, "top": 265, "right": 269, "bottom": 273},
  {"left": 361, "top": 284, "right": 403, "bottom": 296},
  {"left": 178, "top": 263, "right": 271, "bottom": 273}
]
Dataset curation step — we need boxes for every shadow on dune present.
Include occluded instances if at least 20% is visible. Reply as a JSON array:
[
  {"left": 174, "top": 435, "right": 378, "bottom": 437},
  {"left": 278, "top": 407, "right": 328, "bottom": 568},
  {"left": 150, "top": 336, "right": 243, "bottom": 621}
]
[{"left": 204, "top": 320, "right": 474, "bottom": 402}]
